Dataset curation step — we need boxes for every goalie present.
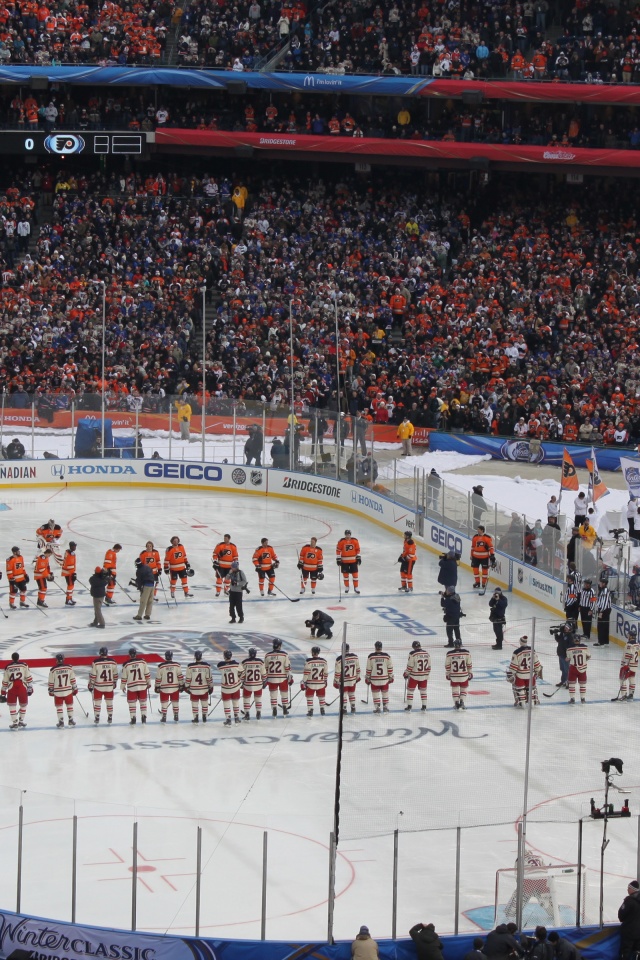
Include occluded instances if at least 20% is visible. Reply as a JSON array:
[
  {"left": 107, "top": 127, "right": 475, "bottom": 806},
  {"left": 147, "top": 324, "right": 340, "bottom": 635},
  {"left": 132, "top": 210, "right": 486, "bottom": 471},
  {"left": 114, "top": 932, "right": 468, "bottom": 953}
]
[
  {"left": 507, "top": 637, "right": 542, "bottom": 707},
  {"left": 504, "top": 851, "right": 555, "bottom": 923}
]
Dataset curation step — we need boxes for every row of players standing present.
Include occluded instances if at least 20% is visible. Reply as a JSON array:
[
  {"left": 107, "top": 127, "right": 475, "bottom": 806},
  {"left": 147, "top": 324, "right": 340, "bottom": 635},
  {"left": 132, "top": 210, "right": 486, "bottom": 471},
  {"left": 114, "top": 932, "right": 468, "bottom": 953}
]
[{"left": 0, "top": 637, "right": 477, "bottom": 728}]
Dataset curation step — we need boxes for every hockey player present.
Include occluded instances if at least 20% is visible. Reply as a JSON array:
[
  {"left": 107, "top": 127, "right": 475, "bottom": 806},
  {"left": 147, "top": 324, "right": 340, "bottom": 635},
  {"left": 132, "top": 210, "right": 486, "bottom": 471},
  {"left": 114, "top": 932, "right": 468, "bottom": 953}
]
[
  {"left": 218, "top": 649, "right": 243, "bottom": 726},
  {"left": 212, "top": 534, "right": 238, "bottom": 597},
  {"left": 102, "top": 543, "right": 122, "bottom": 606},
  {"left": 139, "top": 541, "right": 162, "bottom": 600},
  {"left": 264, "top": 638, "right": 293, "bottom": 716},
  {"left": 578, "top": 578, "right": 597, "bottom": 640},
  {"left": 445, "top": 637, "right": 473, "bottom": 709},
  {"left": 365, "top": 640, "right": 394, "bottom": 713},
  {"left": 0, "top": 652, "right": 33, "bottom": 728},
  {"left": 164, "top": 536, "right": 193, "bottom": 599},
  {"left": 88, "top": 647, "right": 118, "bottom": 723},
  {"left": 334, "top": 643, "right": 361, "bottom": 713},
  {"left": 507, "top": 636, "right": 542, "bottom": 708},
  {"left": 185, "top": 650, "right": 213, "bottom": 723},
  {"left": 566, "top": 634, "right": 590, "bottom": 704},
  {"left": 120, "top": 648, "right": 151, "bottom": 724},
  {"left": 155, "top": 651, "right": 184, "bottom": 723},
  {"left": 36, "top": 519, "right": 63, "bottom": 561},
  {"left": 252, "top": 538, "right": 279, "bottom": 597},
  {"left": 619, "top": 631, "right": 639, "bottom": 701},
  {"left": 33, "top": 546, "right": 54, "bottom": 607},
  {"left": 61, "top": 541, "right": 77, "bottom": 606},
  {"left": 505, "top": 851, "right": 554, "bottom": 922},
  {"left": 241, "top": 647, "right": 267, "bottom": 719},
  {"left": 470, "top": 525, "right": 495, "bottom": 593},
  {"left": 403, "top": 640, "right": 431, "bottom": 711},
  {"left": 441, "top": 585, "right": 464, "bottom": 647},
  {"left": 306, "top": 609, "right": 334, "bottom": 639},
  {"left": 336, "top": 529, "right": 361, "bottom": 594},
  {"left": 398, "top": 531, "right": 417, "bottom": 592},
  {"left": 48, "top": 653, "right": 78, "bottom": 727},
  {"left": 6, "top": 546, "right": 28, "bottom": 610},
  {"left": 298, "top": 537, "right": 324, "bottom": 595},
  {"left": 302, "top": 646, "right": 328, "bottom": 716}
]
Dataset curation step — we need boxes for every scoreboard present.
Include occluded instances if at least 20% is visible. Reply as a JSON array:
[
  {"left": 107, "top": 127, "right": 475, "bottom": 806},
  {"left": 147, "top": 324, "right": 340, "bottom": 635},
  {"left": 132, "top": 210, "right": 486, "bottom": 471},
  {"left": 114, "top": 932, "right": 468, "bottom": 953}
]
[{"left": 0, "top": 131, "right": 148, "bottom": 157}]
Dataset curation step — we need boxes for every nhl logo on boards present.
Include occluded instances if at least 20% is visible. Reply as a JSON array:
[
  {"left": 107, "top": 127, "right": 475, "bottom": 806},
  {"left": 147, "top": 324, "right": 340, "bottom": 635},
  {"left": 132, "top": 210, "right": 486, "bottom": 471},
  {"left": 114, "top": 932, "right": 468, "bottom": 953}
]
[
  {"left": 517, "top": 567, "right": 524, "bottom": 584},
  {"left": 250, "top": 470, "right": 263, "bottom": 486},
  {"left": 231, "top": 468, "right": 247, "bottom": 485}
]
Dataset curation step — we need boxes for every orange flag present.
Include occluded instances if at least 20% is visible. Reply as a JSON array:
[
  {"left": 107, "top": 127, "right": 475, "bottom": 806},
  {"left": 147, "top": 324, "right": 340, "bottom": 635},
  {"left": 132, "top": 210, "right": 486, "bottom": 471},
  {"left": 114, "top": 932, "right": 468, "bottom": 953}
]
[
  {"left": 561, "top": 448, "right": 579, "bottom": 491},
  {"left": 586, "top": 447, "right": 609, "bottom": 502}
]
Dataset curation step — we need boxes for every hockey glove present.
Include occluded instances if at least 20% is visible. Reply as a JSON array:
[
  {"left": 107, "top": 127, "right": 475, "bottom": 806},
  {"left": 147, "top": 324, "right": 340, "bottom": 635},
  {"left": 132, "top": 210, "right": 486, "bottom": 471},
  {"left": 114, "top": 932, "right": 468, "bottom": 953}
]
[
  {"left": 403, "top": 671, "right": 409, "bottom": 680},
  {"left": 288, "top": 676, "right": 294, "bottom": 686},
  {"left": 179, "top": 683, "right": 185, "bottom": 692},
  {"left": 49, "top": 690, "right": 54, "bottom": 697},
  {"left": 357, "top": 557, "right": 362, "bottom": 566},
  {"left": 88, "top": 682, "right": 94, "bottom": 691},
  {"left": 305, "top": 620, "right": 313, "bottom": 628},
  {"left": 398, "top": 556, "right": 403, "bottom": 564},
  {"left": 490, "top": 557, "right": 497, "bottom": 570},
  {"left": 0, "top": 695, "right": 5, "bottom": 703},
  {"left": 300, "top": 681, "right": 306, "bottom": 690},
  {"left": 336, "top": 559, "right": 342, "bottom": 566},
  {"left": 24, "top": 574, "right": 30, "bottom": 584},
  {"left": 274, "top": 560, "right": 280, "bottom": 568},
  {"left": 72, "top": 687, "right": 78, "bottom": 696},
  {"left": 48, "top": 574, "right": 54, "bottom": 582},
  {"left": 318, "top": 565, "right": 323, "bottom": 574},
  {"left": 154, "top": 686, "right": 161, "bottom": 694},
  {"left": 365, "top": 678, "right": 371, "bottom": 685},
  {"left": 185, "top": 562, "right": 191, "bottom": 572},
  {"left": 297, "top": 562, "right": 303, "bottom": 570},
  {"left": 333, "top": 680, "right": 340, "bottom": 689},
  {"left": 27, "top": 686, "right": 33, "bottom": 696},
  {"left": 468, "top": 673, "right": 473, "bottom": 680},
  {"left": 72, "top": 573, "right": 77, "bottom": 583},
  {"left": 164, "top": 566, "right": 170, "bottom": 575},
  {"left": 317, "top": 572, "right": 324, "bottom": 580}
]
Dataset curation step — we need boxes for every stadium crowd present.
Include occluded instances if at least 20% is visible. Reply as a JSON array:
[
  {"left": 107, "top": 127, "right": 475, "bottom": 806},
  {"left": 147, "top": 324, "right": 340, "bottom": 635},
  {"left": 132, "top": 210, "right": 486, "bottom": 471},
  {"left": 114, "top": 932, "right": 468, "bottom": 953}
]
[
  {"left": 0, "top": 165, "right": 639, "bottom": 447},
  {"left": 3, "top": 89, "right": 640, "bottom": 151}
]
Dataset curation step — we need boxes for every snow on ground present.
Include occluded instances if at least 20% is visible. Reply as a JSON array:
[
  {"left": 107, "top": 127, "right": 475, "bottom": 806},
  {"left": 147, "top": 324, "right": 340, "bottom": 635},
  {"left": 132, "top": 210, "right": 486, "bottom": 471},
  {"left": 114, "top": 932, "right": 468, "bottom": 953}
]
[{"left": 377, "top": 449, "right": 493, "bottom": 477}]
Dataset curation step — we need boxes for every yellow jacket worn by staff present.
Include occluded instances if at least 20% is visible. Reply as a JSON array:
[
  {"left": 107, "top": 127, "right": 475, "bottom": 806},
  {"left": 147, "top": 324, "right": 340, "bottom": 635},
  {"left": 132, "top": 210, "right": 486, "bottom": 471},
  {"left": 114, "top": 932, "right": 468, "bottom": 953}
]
[
  {"left": 175, "top": 399, "right": 192, "bottom": 422},
  {"left": 397, "top": 420, "right": 415, "bottom": 440}
]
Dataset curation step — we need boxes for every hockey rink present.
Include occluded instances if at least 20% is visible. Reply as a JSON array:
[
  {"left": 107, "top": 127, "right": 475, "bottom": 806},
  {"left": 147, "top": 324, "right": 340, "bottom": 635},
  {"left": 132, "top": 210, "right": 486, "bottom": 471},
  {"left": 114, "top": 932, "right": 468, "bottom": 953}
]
[{"left": 0, "top": 483, "right": 637, "bottom": 941}]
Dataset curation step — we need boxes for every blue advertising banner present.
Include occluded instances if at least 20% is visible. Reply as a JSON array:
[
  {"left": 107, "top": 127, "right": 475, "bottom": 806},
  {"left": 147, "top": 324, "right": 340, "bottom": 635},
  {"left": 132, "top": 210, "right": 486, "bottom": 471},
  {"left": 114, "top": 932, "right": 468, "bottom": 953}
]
[{"left": 429, "top": 433, "right": 634, "bottom": 471}]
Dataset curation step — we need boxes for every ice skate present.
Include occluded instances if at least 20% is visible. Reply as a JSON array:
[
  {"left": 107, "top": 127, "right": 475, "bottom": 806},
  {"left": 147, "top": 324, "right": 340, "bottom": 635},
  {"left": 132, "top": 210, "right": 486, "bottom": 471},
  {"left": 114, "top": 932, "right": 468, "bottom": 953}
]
[
  {"left": 224, "top": 718, "right": 232, "bottom": 727},
  {"left": 94, "top": 717, "right": 100, "bottom": 724},
  {"left": 56, "top": 719, "right": 65, "bottom": 728},
  {"left": 37, "top": 600, "right": 48, "bottom": 607},
  {"left": 130, "top": 717, "right": 136, "bottom": 724},
  {"left": 141, "top": 715, "right": 147, "bottom": 723},
  {"left": 107, "top": 715, "right": 112, "bottom": 723},
  {"left": 160, "top": 715, "right": 167, "bottom": 722},
  {"left": 256, "top": 711, "right": 261, "bottom": 719},
  {"left": 68, "top": 718, "right": 76, "bottom": 726},
  {"left": 459, "top": 701, "right": 467, "bottom": 710},
  {"left": 104, "top": 599, "right": 116, "bottom": 606},
  {"left": 272, "top": 707, "right": 278, "bottom": 717},
  {"left": 354, "top": 588, "right": 360, "bottom": 594},
  {"left": 18, "top": 719, "right": 26, "bottom": 728},
  {"left": 351, "top": 705, "right": 356, "bottom": 713},
  {"left": 373, "top": 706, "right": 381, "bottom": 714},
  {"left": 234, "top": 716, "right": 241, "bottom": 724},
  {"left": 283, "top": 705, "right": 289, "bottom": 716},
  {"left": 581, "top": 698, "right": 586, "bottom": 703},
  {"left": 192, "top": 717, "right": 199, "bottom": 723},
  {"left": 569, "top": 698, "right": 575, "bottom": 704},
  {"left": 202, "top": 715, "right": 207, "bottom": 722},
  {"left": 10, "top": 720, "right": 18, "bottom": 729},
  {"left": 243, "top": 711, "right": 251, "bottom": 721},
  {"left": 65, "top": 598, "right": 76, "bottom": 606},
  {"left": 320, "top": 707, "right": 325, "bottom": 715},
  {"left": 307, "top": 708, "right": 313, "bottom": 717},
  {"left": 404, "top": 703, "right": 412, "bottom": 711},
  {"left": 421, "top": 704, "right": 427, "bottom": 711}
]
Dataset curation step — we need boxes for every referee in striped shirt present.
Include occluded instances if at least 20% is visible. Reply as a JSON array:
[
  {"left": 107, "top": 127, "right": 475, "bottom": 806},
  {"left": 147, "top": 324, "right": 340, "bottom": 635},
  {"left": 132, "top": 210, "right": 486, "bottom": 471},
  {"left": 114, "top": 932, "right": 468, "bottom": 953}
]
[
  {"left": 594, "top": 579, "right": 612, "bottom": 647},
  {"left": 579, "top": 579, "right": 597, "bottom": 640}
]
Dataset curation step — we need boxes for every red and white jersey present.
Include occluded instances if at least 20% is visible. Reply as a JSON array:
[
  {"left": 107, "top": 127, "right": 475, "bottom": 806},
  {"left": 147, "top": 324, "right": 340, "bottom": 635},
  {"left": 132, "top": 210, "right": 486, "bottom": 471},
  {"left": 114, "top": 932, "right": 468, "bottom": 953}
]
[
  {"left": 366, "top": 651, "right": 394, "bottom": 686},
  {"left": 263, "top": 650, "right": 291, "bottom": 683},
  {"left": 120, "top": 657, "right": 151, "bottom": 693},
  {"left": 566, "top": 641, "right": 590, "bottom": 672},
  {"left": 404, "top": 648, "right": 431, "bottom": 680},
  {"left": 622, "top": 642, "right": 639, "bottom": 674},
  {"left": 508, "top": 645, "right": 542, "bottom": 681},
  {"left": 218, "top": 658, "right": 242, "bottom": 694},
  {"left": 334, "top": 652, "right": 361, "bottom": 686},
  {"left": 1, "top": 661, "right": 32, "bottom": 695},
  {"left": 155, "top": 660, "right": 184, "bottom": 693},
  {"left": 445, "top": 647, "right": 473, "bottom": 682},
  {"left": 241, "top": 656, "right": 267, "bottom": 690},
  {"left": 48, "top": 663, "right": 78, "bottom": 696},
  {"left": 303, "top": 655, "right": 328, "bottom": 689},
  {"left": 185, "top": 660, "right": 213, "bottom": 695},
  {"left": 89, "top": 656, "right": 118, "bottom": 693}
]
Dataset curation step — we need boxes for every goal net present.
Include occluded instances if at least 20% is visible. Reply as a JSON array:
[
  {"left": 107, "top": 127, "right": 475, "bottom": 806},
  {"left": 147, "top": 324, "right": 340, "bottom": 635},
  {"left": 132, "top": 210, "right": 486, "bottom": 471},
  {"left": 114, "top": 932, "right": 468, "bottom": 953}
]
[{"left": 494, "top": 864, "right": 593, "bottom": 929}]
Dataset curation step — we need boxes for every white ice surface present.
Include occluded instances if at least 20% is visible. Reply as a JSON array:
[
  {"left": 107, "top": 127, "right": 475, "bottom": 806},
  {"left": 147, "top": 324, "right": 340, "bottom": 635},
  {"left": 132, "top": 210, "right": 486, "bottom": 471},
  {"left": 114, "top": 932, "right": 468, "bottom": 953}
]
[{"left": 0, "top": 485, "right": 635, "bottom": 941}]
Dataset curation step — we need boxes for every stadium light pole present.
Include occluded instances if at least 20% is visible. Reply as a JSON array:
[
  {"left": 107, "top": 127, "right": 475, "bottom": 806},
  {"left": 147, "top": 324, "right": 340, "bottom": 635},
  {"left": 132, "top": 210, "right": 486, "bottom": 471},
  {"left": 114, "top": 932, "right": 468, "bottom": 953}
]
[
  {"left": 95, "top": 280, "right": 106, "bottom": 459},
  {"left": 202, "top": 285, "right": 206, "bottom": 463},
  {"left": 289, "top": 300, "right": 295, "bottom": 471}
]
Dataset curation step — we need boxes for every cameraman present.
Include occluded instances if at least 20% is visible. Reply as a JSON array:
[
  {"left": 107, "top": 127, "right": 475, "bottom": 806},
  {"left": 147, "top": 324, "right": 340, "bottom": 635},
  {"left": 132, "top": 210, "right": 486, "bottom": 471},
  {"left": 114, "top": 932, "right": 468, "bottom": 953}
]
[
  {"left": 552, "top": 621, "right": 575, "bottom": 688},
  {"left": 437, "top": 549, "right": 459, "bottom": 591},
  {"left": 489, "top": 587, "right": 508, "bottom": 650},
  {"left": 441, "top": 585, "right": 464, "bottom": 648}
]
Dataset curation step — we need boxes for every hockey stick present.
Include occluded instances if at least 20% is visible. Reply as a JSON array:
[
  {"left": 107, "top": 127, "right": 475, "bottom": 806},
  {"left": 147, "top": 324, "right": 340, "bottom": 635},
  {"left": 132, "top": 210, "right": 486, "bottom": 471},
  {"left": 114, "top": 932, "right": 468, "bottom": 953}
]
[
  {"left": 543, "top": 683, "right": 567, "bottom": 699},
  {"left": 361, "top": 683, "right": 370, "bottom": 705},
  {"left": 208, "top": 696, "right": 221, "bottom": 717},
  {"left": 270, "top": 582, "right": 300, "bottom": 603},
  {"left": 74, "top": 693, "right": 89, "bottom": 718},
  {"left": 0, "top": 600, "right": 8, "bottom": 619},
  {"left": 611, "top": 683, "right": 627, "bottom": 702},
  {"left": 279, "top": 687, "right": 304, "bottom": 712},
  {"left": 338, "top": 562, "right": 342, "bottom": 602},
  {"left": 22, "top": 592, "right": 48, "bottom": 617},
  {"left": 327, "top": 693, "right": 341, "bottom": 707},
  {"left": 117, "top": 581, "right": 137, "bottom": 605}
]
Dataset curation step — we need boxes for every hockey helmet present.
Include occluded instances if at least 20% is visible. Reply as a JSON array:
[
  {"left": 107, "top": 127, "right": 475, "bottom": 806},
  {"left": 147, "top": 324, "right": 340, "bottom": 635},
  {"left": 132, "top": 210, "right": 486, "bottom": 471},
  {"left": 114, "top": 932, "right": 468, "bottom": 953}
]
[
  {"left": 411, "top": 640, "right": 422, "bottom": 650},
  {"left": 272, "top": 638, "right": 282, "bottom": 650},
  {"left": 56, "top": 652, "right": 64, "bottom": 663},
  {"left": 69, "top": 542, "right": 77, "bottom": 550},
  {"left": 311, "top": 646, "right": 321, "bottom": 657},
  {"left": 194, "top": 650, "right": 203, "bottom": 661},
  {"left": 99, "top": 646, "right": 108, "bottom": 657},
  {"left": 374, "top": 640, "right": 383, "bottom": 651},
  {"left": 344, "top": 529, "right": 352, "bottom": 537},
  {"left": 453, "top": 637, "right": 463, "bottom": 647},
  {"left": 11, "top": 652, "right": 19, "bottom": 662},
  {"left": 11, "top": 546, "right": 19, "bottom": 554},
  {"left": 248, "top": 647, "right": 257, "bottom": 658},
  {"left": 404, "top": 531, "right": 412, "bottom": 538},
  {"left": 134, "top": 557, "right": 142, "bottom": 566},
  {"left": 129, "top": 647, "right": 137, "bottom": 659},
  {"left": 165, "top": 651, "right": 173, "bottom": 662},
  {"left": 223, "top": 650, "right": 232, "bottom": 660}
]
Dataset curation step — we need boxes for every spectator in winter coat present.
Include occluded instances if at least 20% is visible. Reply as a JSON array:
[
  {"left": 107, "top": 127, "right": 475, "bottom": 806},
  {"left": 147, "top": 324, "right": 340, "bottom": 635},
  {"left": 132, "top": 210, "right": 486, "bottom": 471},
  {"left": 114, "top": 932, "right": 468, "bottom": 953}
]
[
  {"left": 547, "top": 932, "right": 580, "bottom": 960},
  {"left": 352, "top": 927, "right": 379, "bottom": 960},
  {"left": 619, "top": 880, "right": 640, "bottom": 960},
  {"left": 409, "top": 923, "right": 444, "bottom": 960},
  {"left": 471, "top": 485, "right": 488, "bottom": 526},
  {"left": 5, "top": 438, "right": 25, "bottom": 460},
  {"left": 482, "top": 924, "right": 524, "bottom": 958},
  {"left": 437, "top": 550, "right": 459, "bottom": 589}
]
